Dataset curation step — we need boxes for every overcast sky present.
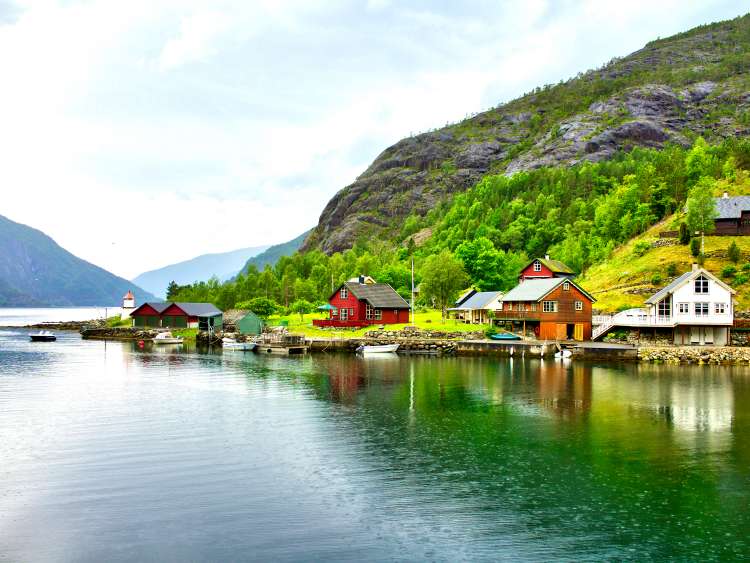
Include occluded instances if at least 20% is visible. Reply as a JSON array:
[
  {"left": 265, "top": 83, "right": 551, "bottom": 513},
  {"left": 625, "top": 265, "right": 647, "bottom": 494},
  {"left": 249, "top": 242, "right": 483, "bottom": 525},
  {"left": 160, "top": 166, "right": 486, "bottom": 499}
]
[{"left": 0, "top": 0, "right": 746, "bottom": 279}]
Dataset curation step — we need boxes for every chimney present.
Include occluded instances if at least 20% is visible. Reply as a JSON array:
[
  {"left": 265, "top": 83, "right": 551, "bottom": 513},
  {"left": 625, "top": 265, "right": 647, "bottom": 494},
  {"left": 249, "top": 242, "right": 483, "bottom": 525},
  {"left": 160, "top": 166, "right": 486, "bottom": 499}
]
[
  {"left": 544, "top": 254, "right": 550, "bottom": 260},
  {"left": 359, "top": 275, "right": 365, "bottom": 284},
  {"left": 692, "top": 263, "right": 699, "bottom": 271},
  {"left": 723, "top": 192, "right": 729, "bottom": 199}
]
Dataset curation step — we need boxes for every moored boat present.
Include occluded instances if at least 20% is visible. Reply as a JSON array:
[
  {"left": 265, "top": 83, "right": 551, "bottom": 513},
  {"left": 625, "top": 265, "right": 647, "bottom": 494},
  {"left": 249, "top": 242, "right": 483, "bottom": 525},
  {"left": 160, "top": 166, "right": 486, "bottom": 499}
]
[
  {"left": 153, "top": 332, "right": 183, "bottom": 345},
  {"left": 489, "top": 332, "right": 522, "bottom": 341},
  {"left": 356, "top": 344, "right": 400, "bottom": 354},
  {"left": 29, "top": 330, "right": 56, "bottom": 342},
  {"left": 222, "top": 337, "right": 256, "bottom": 351}
]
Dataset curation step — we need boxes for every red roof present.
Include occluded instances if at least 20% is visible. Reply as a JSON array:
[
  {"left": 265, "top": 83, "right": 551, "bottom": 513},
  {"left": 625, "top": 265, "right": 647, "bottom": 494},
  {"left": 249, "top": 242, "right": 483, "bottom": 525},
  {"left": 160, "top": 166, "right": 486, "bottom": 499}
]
[{"left": 123, "top": 290, "right": 134, "bottom": 300}]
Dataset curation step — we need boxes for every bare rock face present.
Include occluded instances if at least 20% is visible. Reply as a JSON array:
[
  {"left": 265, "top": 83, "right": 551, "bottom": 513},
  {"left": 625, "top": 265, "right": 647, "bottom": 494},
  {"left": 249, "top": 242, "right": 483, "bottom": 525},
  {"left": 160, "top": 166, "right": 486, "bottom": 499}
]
[{"left": 303, "top": 16, "right": 750, "bottom": 254}]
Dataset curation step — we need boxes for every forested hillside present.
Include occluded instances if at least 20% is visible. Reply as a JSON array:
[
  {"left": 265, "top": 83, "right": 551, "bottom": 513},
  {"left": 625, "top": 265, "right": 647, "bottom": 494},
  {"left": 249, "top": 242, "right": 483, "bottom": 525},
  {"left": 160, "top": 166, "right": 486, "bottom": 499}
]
[{"left": 173, "top": 14, "right": 750, "bottom": 314}]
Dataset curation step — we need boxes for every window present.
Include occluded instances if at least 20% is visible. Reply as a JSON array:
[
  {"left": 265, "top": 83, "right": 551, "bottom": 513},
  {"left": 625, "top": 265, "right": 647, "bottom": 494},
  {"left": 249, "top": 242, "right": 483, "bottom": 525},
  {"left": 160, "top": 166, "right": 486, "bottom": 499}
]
[
  {"left": 542, "top": 301, "right": 557, "bottom": 312},
  {"left": 340, "top": 308, "right": 349, "bottom": 321},
  {"left": 563, "top": 281, "right": 570, "bottom": 291},
  {"left": 531, "top": 303, "right": 537, "bottom": 312},
  {"left": 533, "top": 261, "right": 541, "bottom": 272},
  {"left": 658, "top": 298, "right": 671, "bottom": 318},
  {"left": 715, "top": 303, "right": 726, "bottom": 314},
  {"left": 694, "top": 275, "right": 709, "bottom": 294},
  {"left": 365, "top": 304, "right": 373, "bottom": 320},
  {"left": 575, "top": 301, "right": 583, "bottom": 311},
  {"left": 695, "top": 302, "right": 709, "bottom": 316},
  {"left": 340, "top": 287, "right": 348, "bottom": 299},
  {"left": 517, "top": 303, "right": 524, "bottom": 312},
  {"left": 374, "top": 309, "right": 382, "bottom": 320},
  {"left": 678, "top": 303, "right": 689, "bottom": 314}
]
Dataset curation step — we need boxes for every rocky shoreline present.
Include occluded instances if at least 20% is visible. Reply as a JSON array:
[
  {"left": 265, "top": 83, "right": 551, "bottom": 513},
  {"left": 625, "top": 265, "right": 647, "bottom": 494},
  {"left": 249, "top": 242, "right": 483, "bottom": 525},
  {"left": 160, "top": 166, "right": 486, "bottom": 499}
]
[{"left": 638, "top": 346, "right": 750, "bottom": 364}]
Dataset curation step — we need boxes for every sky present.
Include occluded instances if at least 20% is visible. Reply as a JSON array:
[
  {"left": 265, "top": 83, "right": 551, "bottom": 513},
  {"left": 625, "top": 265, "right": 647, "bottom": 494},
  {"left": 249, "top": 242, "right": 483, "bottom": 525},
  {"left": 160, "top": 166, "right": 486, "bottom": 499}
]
[{"left": 0, "top": 0, "right": 747, "bottom": 279}]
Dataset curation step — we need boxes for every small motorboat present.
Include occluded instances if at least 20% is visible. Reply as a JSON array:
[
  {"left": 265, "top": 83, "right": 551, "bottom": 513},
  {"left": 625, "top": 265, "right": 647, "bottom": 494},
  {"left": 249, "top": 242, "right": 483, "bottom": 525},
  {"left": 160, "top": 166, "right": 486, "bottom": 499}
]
[
  {"left": 29, "top": 330, "right": 56, "bottom": 342},
  {"left": 554, "top": 349, "right": 572, "bottom": 359},
  {"left": 222, "top": 337, "right": 256, "bottom": 351},
  {"left": 153, "top": 332, "right": 183, "bottom": 345},
  {"left": 489, "top": 332, "right": 521, "bottom": 341},
  {"left": 356, "top": 344, "right": 400, "bottom": 354}
]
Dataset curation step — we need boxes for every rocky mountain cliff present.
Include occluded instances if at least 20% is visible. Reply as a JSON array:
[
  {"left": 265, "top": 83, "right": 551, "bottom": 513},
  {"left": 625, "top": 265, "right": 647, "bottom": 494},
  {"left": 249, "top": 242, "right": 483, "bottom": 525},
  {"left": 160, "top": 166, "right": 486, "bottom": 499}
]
[{"left": 303, "top": 14, "right": 750, "bottom": 254}]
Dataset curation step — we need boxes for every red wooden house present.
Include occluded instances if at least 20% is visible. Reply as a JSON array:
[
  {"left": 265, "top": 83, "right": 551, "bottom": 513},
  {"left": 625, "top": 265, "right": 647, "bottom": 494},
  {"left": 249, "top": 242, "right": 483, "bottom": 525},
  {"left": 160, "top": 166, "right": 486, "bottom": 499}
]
[
  {"left": 130, "top": 302, "right": 223, "bottom": 330},
  {"left": 519, "top": 255, "right": 575, "bottom": 281},
  {"left": 314, "top": 277, "right": 410, "bottom": 328}
]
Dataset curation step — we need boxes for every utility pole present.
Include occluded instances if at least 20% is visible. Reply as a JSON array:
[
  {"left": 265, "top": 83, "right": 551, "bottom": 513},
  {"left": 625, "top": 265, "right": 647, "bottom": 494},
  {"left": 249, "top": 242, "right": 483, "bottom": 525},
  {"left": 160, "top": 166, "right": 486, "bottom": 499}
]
[{"left": 411, "top": 258, "right": 415, "bottom": 326}]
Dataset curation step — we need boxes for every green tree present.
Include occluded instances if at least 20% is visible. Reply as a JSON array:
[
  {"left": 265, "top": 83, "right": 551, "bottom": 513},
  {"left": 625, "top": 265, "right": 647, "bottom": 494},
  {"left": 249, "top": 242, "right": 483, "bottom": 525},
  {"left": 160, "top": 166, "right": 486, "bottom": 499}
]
[
  {"left": 166, "top": 280, "right": 180, "bottom": 299},
  {"left": 237, "top": 297, "right": 277, "bottom": 319},
  {"left": 686, "top": 179, "right": 717, "bottom": 254},
  {"left": 678, "top": 222, "right": 690, "bottom": 245},
  {"left": 420, "top": 250, "right": 468, "bottom": 322},
  {"left": 690, "top": 237, "right": 701, "bottom": 257},
  {"left": 290, "top": 299, "right": 313, "bottom": 321},
  {"left": 728, "top": 241, "right": 741, "bottom": 263}
]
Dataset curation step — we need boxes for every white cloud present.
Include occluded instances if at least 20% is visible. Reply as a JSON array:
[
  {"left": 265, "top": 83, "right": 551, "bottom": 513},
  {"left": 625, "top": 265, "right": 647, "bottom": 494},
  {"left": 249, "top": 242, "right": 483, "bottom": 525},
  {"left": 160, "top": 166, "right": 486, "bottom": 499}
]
[{"left": 0, "top": 0, "right": 747, "bottom": 281}]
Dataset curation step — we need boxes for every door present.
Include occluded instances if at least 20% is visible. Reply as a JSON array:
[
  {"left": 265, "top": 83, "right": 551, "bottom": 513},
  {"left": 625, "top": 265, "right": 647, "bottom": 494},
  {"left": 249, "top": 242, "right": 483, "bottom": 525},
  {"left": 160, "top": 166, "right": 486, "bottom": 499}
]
[
  {"left": 690, "top": 326, "right": 700, "bottom": 344},
  {"left": 556, "top": 323, "right": 567, "bottom": 340},
  {"left": 574, "top": 323, "right": 584, "bottom": 341}
]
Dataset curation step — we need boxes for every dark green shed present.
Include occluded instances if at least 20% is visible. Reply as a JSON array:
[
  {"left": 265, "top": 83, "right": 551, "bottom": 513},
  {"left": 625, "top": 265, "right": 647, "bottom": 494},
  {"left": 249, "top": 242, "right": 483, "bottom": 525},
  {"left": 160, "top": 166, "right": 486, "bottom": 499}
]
[{"left": 237, "top": 311, "right": 264, "bottom": 335}]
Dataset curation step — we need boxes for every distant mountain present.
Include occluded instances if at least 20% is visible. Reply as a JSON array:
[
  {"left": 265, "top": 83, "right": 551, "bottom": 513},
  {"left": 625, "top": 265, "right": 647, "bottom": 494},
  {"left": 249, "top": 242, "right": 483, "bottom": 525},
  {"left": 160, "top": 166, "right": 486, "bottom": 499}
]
[
  {"left": 133, "top": 245, "right": 269, "bottom": 297},
  {"left": 0, "top": 214, "right": 154, "bottom": 307},
  {"left": 239, "top": 231, "right": 310, "bottom": 275}
]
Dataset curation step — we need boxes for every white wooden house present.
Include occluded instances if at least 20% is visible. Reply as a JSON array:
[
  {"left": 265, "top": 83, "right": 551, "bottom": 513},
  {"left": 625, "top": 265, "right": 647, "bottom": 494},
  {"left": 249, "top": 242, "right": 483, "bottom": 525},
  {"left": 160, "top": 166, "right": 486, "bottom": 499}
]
[
  {"left": 448, "top": 291, "right": 503, "bottom": 324},
  {"left": 593, "top": 265, "right": 735, "bottom": 345}
]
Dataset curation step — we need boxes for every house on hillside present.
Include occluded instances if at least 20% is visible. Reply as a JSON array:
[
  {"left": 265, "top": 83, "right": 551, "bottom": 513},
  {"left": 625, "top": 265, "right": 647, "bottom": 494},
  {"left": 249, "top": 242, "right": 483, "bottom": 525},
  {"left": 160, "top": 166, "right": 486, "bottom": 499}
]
[
  {"left": 495, "top": 277, "right": 596, "bottom": 341},
  {"left": 313, "top": 276, "right": 410, "bottom": 327},
  {"left": 593, "top": 265, "right": 735, "bottom": 345},
  {"left": 713, "top": 193, "right": 750, "bottom": 235},
  {"left": 448, "top": 291, "right": 503, "bottom": 324},
  {"left": 130, "top": 302, "right": 223, "bottom": 330},
  {"left": 519, "top": 256, "right": 576, "bottom": 281}
]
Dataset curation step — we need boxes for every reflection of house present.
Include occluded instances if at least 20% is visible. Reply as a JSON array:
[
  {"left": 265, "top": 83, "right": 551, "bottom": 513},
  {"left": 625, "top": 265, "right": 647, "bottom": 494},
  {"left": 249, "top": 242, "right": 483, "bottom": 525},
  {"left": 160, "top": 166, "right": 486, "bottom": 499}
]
[
  {"left": 495, "top": 277, "right": 595, "bottom": 341},
  {"left": 313, "top": 276, "right": 410, "bottom": 328},
  {"left": 448, "top": 291, "right": 503, "bottom": 324},
  {"left": 130, "top": 302, "right": 223, "bottom": 330},
  {"left": 593, "top": 266, "right": 735, "bottom": 345},
  {"left": 713, "top": 193, "right": 750, "bottom": 235}
]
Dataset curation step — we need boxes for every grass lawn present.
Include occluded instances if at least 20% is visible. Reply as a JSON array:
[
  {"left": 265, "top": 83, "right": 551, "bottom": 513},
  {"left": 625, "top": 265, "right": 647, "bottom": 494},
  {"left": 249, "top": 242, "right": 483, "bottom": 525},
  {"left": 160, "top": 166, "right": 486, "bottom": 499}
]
[
  {"left": 265, "top": 309, "right": 486, "bottom": 339},
  {"left": 579, "top": 214, "right": 750, "bottom": 312}
]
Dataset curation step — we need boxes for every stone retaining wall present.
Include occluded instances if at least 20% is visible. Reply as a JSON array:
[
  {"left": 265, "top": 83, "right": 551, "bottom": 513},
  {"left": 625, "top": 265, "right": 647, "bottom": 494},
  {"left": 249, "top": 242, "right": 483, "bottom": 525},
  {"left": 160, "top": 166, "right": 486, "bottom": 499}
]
[
  {"left": 638, "top": 346, "right": 750, "bottom": 364},
  {"left": 81, "top": 327, "right": 158, "bottom": 340},
  {"left": 363, "top": 327, "right": 484, "bottom": 340}
]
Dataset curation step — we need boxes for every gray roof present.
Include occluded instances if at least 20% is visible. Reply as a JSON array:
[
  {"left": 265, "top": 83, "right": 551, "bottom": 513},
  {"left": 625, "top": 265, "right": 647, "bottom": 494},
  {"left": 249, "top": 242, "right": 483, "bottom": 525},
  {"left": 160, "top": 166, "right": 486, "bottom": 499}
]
[
  {"left": 714, "top": 196, "right": 750, "bottom": 219},
  {"left": 644, "top": 272, "right": 694, "bottom": 304},
  {"left": 502, "top": 278, "right": 595, "bottom": 303},
  {"left": 141, "top": 301, "right": 222, "bottom": 317},
  {"left": 455, "top": 289, "right": 476, "bottom": 306},
  {"left": 645, "top": 268, "right": 735, "bottom": 304},
  {"left": 455, "top": 291, "right": 502, "bottom": 310},
  {"left": 344, "top": 282, "right": 410, "bottom": 309}
]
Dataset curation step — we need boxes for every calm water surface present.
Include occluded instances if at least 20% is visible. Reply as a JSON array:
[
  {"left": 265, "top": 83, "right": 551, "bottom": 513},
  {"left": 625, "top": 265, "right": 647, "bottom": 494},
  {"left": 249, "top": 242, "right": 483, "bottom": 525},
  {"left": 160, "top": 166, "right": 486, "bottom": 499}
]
[{"left": 0, "top": 328, "right": 749, "bottom": 561}]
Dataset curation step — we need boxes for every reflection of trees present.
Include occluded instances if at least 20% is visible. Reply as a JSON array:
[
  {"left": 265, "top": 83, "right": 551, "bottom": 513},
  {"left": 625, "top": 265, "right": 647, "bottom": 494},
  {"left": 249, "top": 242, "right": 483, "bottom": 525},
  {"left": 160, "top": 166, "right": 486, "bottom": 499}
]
[{"left": 291, "top": 355, "right": 749, "bottom": 560}]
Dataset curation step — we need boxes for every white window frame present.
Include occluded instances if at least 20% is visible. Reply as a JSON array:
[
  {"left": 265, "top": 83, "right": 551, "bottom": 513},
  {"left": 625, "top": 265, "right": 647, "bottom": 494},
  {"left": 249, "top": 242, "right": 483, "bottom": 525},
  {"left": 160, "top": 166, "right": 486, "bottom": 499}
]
[
  {"left": 533, "top": 261, "right": 542, "bottom": 272},
  {"left": 714, "top": 303, "right": 726, "bottom": 314},
  {"left": 340, "top": 287, "right": 348, "bottom": 299},
  {"left": 694, "top": 275, "right": 709, "bottom": 294},
  {"left": 563, "top": 281, "right": 570, "bottom": 291},
  {"left": 374, "top": 309, "right": 382, "bottom": 320},
  {"left": 678, "top": 303, "right": 689, "bottom": 314},
  {"left": 542, "top": 301, "right": 557, "bottom": 313},
  {"left": 365, "top": 303, "right": 373, "bottom": 320},
  {"left": 575, "top": 300, "right": 583, "bottom": 311},
  {"left": 531, "top": 303, "right": 537, "bottom": 312},
  {"left": 340, "top": 308, "right": 349, "bottom": 321},
  {"left": 695, "top": 302, "right": 709, "bottom": 316}
]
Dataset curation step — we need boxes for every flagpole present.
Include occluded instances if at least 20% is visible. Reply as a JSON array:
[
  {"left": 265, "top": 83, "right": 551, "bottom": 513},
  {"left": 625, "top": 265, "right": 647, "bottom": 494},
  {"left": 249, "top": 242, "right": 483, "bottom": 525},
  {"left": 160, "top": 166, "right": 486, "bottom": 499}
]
[{"left": 411, "top": 258, "right": 415, "bottom": 326}]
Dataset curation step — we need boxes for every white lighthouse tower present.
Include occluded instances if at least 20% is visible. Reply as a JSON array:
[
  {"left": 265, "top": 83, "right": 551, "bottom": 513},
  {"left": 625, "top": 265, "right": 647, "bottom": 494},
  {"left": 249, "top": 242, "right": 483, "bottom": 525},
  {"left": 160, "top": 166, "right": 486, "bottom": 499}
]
[{"left": 121, "top": 290, "right": 136, "bottom": 320}]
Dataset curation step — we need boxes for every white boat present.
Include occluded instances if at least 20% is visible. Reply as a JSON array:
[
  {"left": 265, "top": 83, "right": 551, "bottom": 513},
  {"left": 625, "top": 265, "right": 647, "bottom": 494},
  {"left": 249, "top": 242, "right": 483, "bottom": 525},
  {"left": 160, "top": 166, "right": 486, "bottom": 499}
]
[
  {"left": 29, "top": 330, "right": 56, "bottom": 342},
  {"left": 222, "top": 337, "right": 256, "bottom": 351},
  {"left": 554, "top": 349, "right": 572, "bottom": 359},
  {"left": 153, "top": 332, "right": 183, "bottom": 345},
  {"left": 356, "top": 344, "right": 400, "bottom": 354}
]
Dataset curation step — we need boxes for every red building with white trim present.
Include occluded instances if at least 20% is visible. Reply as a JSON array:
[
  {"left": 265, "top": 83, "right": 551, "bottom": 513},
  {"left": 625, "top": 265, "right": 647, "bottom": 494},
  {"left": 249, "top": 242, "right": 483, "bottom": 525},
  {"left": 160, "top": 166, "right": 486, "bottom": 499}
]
[{"left": 314, "top": 277, "right": 410, "bottom": 328}]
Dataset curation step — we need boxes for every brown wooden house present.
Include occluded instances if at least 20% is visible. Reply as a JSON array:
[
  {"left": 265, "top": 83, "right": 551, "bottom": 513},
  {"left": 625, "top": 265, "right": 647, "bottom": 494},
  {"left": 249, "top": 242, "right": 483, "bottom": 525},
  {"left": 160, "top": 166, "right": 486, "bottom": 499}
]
[
  {"left": 494, "top": 277, "right": 595, "bottom": 341},
  {"left": 713, "top": 194, "right": 750, "bottom": 235}
]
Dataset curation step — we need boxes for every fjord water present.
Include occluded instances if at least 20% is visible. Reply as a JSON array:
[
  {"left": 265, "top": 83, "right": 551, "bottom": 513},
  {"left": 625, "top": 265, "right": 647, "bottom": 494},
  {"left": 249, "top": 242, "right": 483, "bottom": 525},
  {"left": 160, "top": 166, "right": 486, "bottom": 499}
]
[{"left": 1, "top": 330, "right": 749, "bottom": 561}]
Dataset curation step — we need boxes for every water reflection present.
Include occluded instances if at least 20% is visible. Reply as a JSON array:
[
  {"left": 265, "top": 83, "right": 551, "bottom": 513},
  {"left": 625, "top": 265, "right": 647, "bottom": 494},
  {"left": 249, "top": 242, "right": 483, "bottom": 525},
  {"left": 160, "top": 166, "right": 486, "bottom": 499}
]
[{"left": 1, "top": 337, "right": 749, "bottom": 561}]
